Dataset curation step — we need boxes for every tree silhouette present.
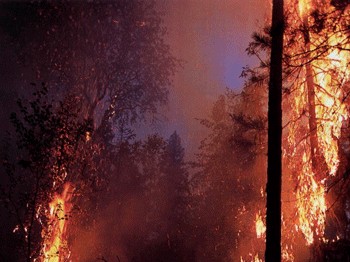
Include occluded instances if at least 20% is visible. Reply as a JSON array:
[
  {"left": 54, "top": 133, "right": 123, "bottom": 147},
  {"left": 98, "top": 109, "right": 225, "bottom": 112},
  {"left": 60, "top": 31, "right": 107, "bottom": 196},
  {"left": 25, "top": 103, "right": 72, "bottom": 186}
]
[
  {"left": 265, "top": 0, "right": 284, "bottom": 261},
  {"left": 0, "top": 84, "right": 92, "bottom": 260},
  {"left": 0, "top": 0, "right": 178, "bottom": 137},
  {"left": 192, "top": 89, "right": 267, "bottom": 261}
]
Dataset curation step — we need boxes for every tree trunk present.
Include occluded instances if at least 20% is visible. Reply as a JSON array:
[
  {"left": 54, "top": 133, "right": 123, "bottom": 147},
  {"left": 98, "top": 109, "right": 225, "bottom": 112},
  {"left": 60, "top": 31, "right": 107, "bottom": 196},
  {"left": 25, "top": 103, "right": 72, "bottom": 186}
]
[
  {"left": 265, "top": 0, "right": 284, "bottom": 261},
  {"left": 302, "top": 9, "right": 328, "bottom": 254},
  {"left": 304, "top": 19, "right": 328, "bottom": 181}
]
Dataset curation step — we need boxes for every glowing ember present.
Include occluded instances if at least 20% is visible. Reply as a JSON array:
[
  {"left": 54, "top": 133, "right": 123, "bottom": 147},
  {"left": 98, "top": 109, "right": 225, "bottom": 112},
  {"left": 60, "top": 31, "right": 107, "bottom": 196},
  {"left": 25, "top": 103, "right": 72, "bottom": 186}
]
[
  {"left": 42, "top": 183, "right": 72, "bottom": 261},
  {"left": 85, "top": 131, "right": 91, "bottom": 141}
]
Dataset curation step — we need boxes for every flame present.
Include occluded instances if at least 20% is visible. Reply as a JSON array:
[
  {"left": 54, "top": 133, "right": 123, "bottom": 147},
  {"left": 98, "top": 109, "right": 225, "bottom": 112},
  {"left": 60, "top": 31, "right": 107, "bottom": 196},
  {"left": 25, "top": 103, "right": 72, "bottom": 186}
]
[
  {"left": 42, "top": 183, "right": 72, "bottom": 261},
  {"left": 239, "top": 0, "right": 350, "bottom": 259},
  {"left": 282, "top": 244, "right": 295, "bottom": 262},
  {"left": 240, "top": 253, "right": 263, "bottom": 262},
  {"left": 298, "top": 0, "right": 312, "bottom": 18},
  {"left": 285, "top": 0, "right": 350, "bottom": 246},
  {"left": 255, "top": 212, "right": 266, "bottom": 239},
  {"left": 295, "top": 152, "right": 326, "bottom": 245}
]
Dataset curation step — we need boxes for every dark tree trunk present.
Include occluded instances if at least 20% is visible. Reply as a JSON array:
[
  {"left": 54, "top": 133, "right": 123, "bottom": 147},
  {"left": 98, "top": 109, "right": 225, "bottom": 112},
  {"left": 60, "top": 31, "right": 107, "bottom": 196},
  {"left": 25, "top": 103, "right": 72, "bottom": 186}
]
[{"left": 265, "top": 0, "right": 284, "bottom": 261}]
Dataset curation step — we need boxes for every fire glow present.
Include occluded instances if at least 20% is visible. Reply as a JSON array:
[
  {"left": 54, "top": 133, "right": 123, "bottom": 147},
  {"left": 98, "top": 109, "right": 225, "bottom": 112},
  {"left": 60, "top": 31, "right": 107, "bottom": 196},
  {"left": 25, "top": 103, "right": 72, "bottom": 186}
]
[
  {"left": 42, "top": 183, "right": 72, "bottom": 261},
  {"left": 255, "top": 212, "right": 266, "bottom": 239},
  {"left": 287, "top": 0, "right": 350, "bottom": 246},
  {"left": 246, "top": 0, "right": 350, "bottom": 260}
]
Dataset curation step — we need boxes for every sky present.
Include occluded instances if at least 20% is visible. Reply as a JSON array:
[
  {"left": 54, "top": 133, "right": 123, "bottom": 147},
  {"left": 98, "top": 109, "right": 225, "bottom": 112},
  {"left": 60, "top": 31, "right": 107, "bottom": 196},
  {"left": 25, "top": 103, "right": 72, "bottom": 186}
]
[
  {"left": 152, "top": 0, "right": 269, "bottom": 157},
  {"left": 0, "top": 0, "right": 270, "bottom": 159}
]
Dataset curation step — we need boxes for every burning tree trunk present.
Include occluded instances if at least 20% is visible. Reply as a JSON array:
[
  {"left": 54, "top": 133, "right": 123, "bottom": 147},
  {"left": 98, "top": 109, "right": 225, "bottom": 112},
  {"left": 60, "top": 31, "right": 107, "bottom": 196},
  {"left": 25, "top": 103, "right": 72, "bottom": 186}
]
[
  {"left": 300, "top": 9, "right": 330, "bottom": 254},
  {"left": 265, "top": 0, "right": 284, "bottom": 261},
  {"left": 302, "top": 12, "right": 328, "bottom": 181},
  {"left": 283, "top": 0, "right": 350, "bottom": 255},
  {"left": 240, "top": 0, "right": 350, "bottom": 260}
]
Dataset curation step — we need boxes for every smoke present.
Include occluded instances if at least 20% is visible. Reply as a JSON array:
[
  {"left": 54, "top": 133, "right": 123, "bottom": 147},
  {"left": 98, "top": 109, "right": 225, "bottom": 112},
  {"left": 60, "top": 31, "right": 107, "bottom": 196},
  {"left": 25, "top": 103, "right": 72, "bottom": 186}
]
[
  {"left": 154, "top": 0, "right": 268, "bottom": 157},
  {"left": 0, "top": 1, "right": 269, "bottom": 261},
  {"left": 70, "top": 196, "right": 150, "bottom": 261}
]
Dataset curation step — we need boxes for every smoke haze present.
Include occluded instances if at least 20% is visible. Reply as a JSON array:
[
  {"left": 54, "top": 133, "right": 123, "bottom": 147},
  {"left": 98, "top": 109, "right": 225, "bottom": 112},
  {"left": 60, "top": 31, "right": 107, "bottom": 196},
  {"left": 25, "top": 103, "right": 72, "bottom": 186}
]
[{"left": 150, "top": 0, "right": 268, "bottom": 157}]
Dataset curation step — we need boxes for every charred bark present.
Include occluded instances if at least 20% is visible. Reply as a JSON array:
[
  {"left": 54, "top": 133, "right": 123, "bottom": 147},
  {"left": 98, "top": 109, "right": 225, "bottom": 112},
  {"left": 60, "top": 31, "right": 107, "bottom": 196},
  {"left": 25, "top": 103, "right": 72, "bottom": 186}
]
[{"left": 265, "top": 0, "right": 284, "bottom": 261}]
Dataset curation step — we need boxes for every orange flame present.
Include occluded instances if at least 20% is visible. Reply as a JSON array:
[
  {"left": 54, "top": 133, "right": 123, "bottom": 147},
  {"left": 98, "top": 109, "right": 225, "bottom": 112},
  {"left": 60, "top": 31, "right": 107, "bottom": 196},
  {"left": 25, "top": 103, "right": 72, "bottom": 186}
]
[
  {"left": 286, "top": 0, "right": 350, "bottom": 246},
  {"left": 298, "top": 0, "right": 312, "bottom": 18},
  {"left": 42, "top": 183, "right": 72, "bottom": 261},
  {"left": 295, "top": 152, "right": 326, "bottom": 245},
  {"left": 241, "top": 0, "right": 350, "bottom": 259}
]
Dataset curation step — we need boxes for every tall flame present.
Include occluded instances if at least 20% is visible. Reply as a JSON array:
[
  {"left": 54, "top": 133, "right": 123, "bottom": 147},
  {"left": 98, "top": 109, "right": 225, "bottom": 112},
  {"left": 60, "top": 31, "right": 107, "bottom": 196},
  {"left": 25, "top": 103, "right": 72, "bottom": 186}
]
[
  {"left": 243, "top": 1, "right": 350, "bottom": 260},
  {"left": 42, "top": 183, "right": 72, "bottom": 261},
  {"left": 286, "top": 0, "right": 350, "bottom": 246},
  {"left": 295, "top": 152, "right": 327, "bottom": 245}
]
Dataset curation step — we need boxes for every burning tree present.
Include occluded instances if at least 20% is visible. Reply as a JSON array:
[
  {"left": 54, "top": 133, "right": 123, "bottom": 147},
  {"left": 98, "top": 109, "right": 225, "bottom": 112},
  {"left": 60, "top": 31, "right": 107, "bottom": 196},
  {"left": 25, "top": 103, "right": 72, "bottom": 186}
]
[
  {"left": 1, "top": 1, "right": 178, "bottom": 260},
  {"left": 284, "top": 1, "right": 350, "bottom": 260},
  {"left": 0, "top": 84, "right": 92, "bottom": 261},
  {"left": 244, "top": 0, "right": 350, "bottom": 260}
]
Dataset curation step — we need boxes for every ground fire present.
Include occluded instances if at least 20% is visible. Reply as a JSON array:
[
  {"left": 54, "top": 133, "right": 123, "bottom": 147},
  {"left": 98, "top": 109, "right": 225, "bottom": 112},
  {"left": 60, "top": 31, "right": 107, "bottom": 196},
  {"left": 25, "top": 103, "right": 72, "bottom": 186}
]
[{"left": 41, "top": 184, "right": 72, "bottom": 261}]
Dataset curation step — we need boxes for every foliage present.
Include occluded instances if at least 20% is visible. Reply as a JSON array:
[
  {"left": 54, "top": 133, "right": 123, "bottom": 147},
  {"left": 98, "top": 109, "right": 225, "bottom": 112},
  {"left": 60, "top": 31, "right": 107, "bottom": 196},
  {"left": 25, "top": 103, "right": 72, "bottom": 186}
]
[
  {"left": 0, "top": 0, "right": 179, "bottom": 133},
  {"left": 0, "top": 1, "right": 180, "bottom": 259},
  {"left": 67, "top": 131, "right": 193, "bottom": 261},
  {"left": 192, "top": 88, "right": 267, "bottom": 261},
  {"left": 0, "top": 83, "right": 92, "bottom": 260},
  {"left": 244, "top": 1, "right": 350, "bottom": 259}
]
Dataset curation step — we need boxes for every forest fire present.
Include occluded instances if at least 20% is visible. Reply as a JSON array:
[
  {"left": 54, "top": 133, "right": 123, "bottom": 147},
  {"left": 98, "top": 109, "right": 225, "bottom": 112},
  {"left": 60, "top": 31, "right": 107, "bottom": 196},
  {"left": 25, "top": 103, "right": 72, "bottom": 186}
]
[
  {"left": 3, "top": 0, "right": 350, "bottom": 261},
  {"left": 294, "top": 154, "right": 326, "bottom": 245},
  {"left": 276, "top": 3, "right": 350, "bottom": 262},
  {"left": 42, "top": 184, "right": 72, "bottom": 261},
  {"left": 287, "top": 0, "right": 349, "bottom": 246},
  {"left": 244, "top": 0, "right": 350, "bottom": 260}
]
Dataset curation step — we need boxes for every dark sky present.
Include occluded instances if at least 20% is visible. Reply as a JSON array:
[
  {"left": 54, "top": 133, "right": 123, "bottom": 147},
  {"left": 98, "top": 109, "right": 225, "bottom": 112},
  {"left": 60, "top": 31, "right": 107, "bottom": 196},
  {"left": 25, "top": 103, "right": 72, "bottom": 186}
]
[{"left": 152, "top": 0, "right": 269, "bottom": 157}]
